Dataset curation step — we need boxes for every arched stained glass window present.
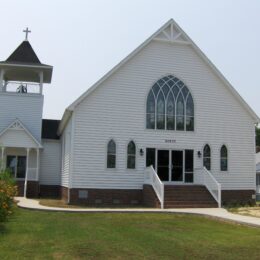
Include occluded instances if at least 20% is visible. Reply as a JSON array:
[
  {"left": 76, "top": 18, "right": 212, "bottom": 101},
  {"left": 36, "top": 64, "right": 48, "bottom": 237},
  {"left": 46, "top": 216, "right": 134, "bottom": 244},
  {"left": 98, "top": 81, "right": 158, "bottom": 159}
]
[
  {"left": 107, "top": 140, "right": 116, "bottom": 168},
  {"left": 203, "top": 144, "right": 211, "bottom": 171},
  {"left": 127, "top": 141, "right": 136, "bottom": 169},
  {"left": 146, "top": 75, "right": 194, "bottom": 131},
  {"left": 156, "top": 91, "right": 165, "bottom": 129},
  {"left": 220, "top": 145, "right": 228, "bottom": 171},
  {"left": 146, "top": 91, "right": 155, "bottom": 129}
]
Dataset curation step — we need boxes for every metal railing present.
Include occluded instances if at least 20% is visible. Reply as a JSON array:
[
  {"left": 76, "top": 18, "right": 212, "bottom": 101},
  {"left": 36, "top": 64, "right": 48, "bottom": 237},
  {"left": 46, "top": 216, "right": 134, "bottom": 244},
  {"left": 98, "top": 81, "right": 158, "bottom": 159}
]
[
  {"left": 144, "top": 166, "right": 164, "bottom": 209},
  {"left": 4, "top": 81, "right": 41, "bottom": 94},
  {"left": 203, "top": 167, "right": 221, "bottom": 207}
]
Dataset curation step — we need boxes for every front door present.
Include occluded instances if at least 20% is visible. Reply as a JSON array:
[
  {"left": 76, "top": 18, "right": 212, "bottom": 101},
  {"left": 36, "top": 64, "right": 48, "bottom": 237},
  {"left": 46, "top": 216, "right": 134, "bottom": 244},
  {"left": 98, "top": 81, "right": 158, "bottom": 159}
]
[
  {"left": 157, "top": 150, "right": 169, "bottom": 181},
  {"left": 171, "top": 151, "right": 183, "bottom": 182}
]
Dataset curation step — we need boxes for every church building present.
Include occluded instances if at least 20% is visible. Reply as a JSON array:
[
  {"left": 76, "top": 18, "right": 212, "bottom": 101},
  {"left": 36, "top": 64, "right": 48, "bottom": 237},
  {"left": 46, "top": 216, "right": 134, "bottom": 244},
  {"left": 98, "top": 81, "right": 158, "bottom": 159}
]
[{"left": 0, "top": 20, "right": 258, "bottom": 208}]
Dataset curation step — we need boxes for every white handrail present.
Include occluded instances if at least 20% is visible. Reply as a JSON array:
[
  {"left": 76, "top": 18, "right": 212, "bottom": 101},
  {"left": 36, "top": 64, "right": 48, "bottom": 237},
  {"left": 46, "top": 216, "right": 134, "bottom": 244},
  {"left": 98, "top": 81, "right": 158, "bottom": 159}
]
[
  {"left": 203, "top": 167, "right": 221, "bottom": 207},
  {"left": 144, "top": 166, "right": 164, "bottom": 209}
]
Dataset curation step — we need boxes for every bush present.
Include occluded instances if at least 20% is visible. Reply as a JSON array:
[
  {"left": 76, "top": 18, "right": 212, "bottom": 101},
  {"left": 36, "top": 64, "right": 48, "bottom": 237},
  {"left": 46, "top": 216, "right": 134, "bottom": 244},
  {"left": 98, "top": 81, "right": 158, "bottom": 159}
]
[{"left": 0, "top": 170, "right": 17, "bottom": 222}]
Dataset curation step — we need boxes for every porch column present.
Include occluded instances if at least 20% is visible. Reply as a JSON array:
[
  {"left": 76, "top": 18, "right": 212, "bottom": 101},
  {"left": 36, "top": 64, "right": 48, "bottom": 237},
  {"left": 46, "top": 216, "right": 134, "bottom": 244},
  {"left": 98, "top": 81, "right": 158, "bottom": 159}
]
[
  {"left": 36, "top": 148, "right": 39, "bottom": 181},
  {"left": 24, "top": 148, "right": 30, "bottom": 197},
  {"left": 1, "top": 147, "right": 5, "bottom": 170}
]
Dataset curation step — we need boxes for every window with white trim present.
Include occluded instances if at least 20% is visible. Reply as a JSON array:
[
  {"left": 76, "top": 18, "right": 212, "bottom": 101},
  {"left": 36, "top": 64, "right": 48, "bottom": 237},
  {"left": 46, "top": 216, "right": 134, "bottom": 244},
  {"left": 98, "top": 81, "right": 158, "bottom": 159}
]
[
  {"left": 107, "top": 140, "right": 116, "bottom": 168},
  {"left": 220, "top": 145, "right": 228, "bottom": 171},
  {"left": 203, "top": 144, "right": 211, "bottom": 171},
  {"left": 146, "top": 75, "right": 194, "bottom": 131},
  {"left": 127, "top": 141, "right": 136, "bottom": 169}
]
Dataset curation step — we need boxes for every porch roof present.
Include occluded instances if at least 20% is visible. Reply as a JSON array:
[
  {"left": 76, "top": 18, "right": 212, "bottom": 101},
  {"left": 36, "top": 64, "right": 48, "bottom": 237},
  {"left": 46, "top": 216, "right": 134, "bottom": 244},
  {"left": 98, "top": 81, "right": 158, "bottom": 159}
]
[{"left": 0, "top": 119, "right": 42, "bottom": 149}]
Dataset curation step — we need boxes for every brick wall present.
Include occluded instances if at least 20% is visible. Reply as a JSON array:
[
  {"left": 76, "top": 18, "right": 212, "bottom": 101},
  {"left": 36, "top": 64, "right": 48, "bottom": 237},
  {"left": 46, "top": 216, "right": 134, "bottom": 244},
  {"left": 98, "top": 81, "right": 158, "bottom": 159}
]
[
  {"left": 69, "top": 188, "right": 143, "bottom": 206},
  {"left": 222, "top": 190, "right": 255, "bottom": 205},
  {"left": 143, "top": 184, "right": 161, "bottom": 208},
  {"left": 39, "top": 185, "right": 60, "bottom": 198},
  {"left": 16, "top": 181, "right": 39, "bottom": 198}
]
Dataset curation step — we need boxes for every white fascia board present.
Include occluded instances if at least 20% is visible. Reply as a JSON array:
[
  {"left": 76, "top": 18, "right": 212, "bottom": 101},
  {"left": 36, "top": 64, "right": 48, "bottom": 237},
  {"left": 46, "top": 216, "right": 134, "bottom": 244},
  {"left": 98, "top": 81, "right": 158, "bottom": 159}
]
[{"left": 59, "top": 18, "right": 259, "bottom": 129}]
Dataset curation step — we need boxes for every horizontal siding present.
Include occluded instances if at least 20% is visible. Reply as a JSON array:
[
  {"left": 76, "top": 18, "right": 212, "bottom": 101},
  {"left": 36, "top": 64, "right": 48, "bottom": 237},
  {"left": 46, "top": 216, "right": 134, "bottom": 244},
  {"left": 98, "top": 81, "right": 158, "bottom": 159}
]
[
  {"left": 0, "top": 93, "right": 43, "bottom": 141},
  {"left": 61, "top": 118, "right": 72, "bottom": 187},
  {"left": 0, "top": 129, "right": 38, "bottom": 148},
  {"left": 70, "top": 40, "right": 255, "bottom": 190},
  {"left": 40, "top": 139, "right": 61, "bottom": 185}
]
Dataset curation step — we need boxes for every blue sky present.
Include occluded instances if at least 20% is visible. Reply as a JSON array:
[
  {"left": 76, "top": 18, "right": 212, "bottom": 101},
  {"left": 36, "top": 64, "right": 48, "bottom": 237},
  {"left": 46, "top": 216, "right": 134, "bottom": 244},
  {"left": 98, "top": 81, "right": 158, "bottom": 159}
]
[{"left": 0, "top": 0, "right": 260, "bottom": 119}]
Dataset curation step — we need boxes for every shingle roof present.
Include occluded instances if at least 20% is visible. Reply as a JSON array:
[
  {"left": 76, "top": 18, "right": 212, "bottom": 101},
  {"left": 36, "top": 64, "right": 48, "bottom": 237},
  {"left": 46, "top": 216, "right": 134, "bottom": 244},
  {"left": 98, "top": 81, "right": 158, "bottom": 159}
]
[
  {"left": 5, "top": 41, "right": 41, "bottom": 64},
  {"left": 42, "top": 119, "right": 60, "bottom": 140}
]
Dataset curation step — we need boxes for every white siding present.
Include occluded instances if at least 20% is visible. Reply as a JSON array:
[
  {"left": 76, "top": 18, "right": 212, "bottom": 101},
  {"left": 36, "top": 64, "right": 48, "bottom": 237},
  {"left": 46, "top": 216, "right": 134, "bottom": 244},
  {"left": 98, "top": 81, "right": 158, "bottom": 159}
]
[
  {"left": 0, "top": 129, "right": 38, "bottom": 148},
  {"left": 0, "top": 93, "right": 43, "bottom": 141},
  {"left": 40, "top": 139, "right": 61, "bottom": 185},
  {"left": 70, "top": 40, "right": 255, "bottom": 190},
  {"left": 61, "top": 117, "right": 72, "bottom": 187}
]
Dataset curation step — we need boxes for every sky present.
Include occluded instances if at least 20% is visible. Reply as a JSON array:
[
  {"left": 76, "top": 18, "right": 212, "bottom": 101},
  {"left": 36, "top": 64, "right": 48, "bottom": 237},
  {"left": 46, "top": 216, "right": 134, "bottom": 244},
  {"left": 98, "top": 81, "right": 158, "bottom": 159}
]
[{"left": 0, "top": 0, "right": 260, "bottom": 119}]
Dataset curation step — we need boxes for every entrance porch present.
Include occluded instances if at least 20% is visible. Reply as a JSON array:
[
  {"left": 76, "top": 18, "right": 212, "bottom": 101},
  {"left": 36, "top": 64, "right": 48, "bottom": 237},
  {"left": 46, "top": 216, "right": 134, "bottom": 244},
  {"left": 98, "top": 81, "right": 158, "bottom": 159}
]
[{"left": 0, "top": 119, "right": 42, "bottom": 197}]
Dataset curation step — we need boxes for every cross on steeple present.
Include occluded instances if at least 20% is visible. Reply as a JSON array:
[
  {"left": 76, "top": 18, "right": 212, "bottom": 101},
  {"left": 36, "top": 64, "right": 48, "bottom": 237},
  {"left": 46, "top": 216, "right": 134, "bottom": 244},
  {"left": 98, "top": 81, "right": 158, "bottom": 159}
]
[{"left": 23, "top": 27, "right": 31, "bottom": 41}]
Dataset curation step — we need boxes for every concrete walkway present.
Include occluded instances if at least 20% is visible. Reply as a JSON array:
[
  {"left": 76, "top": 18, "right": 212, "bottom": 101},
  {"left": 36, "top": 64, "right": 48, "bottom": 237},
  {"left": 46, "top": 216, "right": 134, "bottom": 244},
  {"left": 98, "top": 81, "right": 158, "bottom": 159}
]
[{"left": 15, "top": 197, "right": 260, "bottom": 227}]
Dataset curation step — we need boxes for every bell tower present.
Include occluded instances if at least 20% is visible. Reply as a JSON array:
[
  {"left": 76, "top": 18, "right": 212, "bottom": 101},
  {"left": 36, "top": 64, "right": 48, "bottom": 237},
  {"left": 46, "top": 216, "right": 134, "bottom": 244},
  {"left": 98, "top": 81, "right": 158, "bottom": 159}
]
[{"left": 0, "top": 28, "right": 53, "bottom": 141}]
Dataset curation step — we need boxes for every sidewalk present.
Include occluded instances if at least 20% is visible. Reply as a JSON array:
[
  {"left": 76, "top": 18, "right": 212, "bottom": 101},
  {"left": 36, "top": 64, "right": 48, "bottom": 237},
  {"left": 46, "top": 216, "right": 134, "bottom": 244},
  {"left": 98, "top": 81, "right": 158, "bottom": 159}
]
[{"left": 15, "top": 197, "right": 260, "bottom": 227}]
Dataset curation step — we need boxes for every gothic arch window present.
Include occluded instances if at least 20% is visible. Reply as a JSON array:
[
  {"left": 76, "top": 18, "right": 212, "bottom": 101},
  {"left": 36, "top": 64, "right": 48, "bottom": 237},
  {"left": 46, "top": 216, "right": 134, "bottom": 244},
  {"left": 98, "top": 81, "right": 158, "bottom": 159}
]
[
  {"left": 220, "top": 145, "right": 228, "bottom": 171},
  {"left": 107, "top": 139, "right": 116, "bottom": 168},
  {"left": 127, "top": 141, "right": 136, "bottom": 169},
  {"left": 203, "top": 144, "right": 211, "bottom": 170},
  {"left": 146, "top": 75, "right": 194, "bottom": 131}
]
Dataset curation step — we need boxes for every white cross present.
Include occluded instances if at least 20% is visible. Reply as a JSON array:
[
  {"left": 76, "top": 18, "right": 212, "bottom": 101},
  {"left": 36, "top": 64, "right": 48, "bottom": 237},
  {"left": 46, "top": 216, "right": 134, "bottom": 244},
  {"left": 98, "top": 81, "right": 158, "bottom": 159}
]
[{"left": 23, "top": 27, "right": 31, "bottom": 41}]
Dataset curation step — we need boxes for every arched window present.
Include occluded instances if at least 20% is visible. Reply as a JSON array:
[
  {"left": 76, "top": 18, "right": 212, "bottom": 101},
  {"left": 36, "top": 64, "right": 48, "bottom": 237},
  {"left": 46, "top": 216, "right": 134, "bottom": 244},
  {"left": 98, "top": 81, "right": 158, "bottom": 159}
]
[
  {"left": 107, "top": 140, "right": 116, "bottom": 168},
  {"left": 146, "top": 75, "right": 194, "bottom": 131},
  {"left": 127, "top": 141, "right": 136, "bottom": 169},
  {"left": 203, "top": 144, "right": 211, "bottom": 170},
  {"left": 220, "top": 145, "right": 228, "bottom": 171}
]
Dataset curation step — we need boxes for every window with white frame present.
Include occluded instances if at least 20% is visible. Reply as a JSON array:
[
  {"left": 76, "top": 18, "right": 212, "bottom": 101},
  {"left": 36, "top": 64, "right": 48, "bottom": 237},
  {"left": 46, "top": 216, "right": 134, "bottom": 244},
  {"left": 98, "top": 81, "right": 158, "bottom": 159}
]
[
  {"left": 220, "top": 145, "right": 228, "bottom": 171},
  {"left": 127, "top": 141, "right": 136, "bottom": 169},
  {"left": 146, "top": 75, "right": 194, "bottom": 131},
  {"left": 6, "top": 155, "right": 26, "bottom": 179},
  {"left": 107, "top": 140, "right": 116, "bottom": 168},
  {"left": 203, "top": 144, "right": 211, "bottom": 171}
]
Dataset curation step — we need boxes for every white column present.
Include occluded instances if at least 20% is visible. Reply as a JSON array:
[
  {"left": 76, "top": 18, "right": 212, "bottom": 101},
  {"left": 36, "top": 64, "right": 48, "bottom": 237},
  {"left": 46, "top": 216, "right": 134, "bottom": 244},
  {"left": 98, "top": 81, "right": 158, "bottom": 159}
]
[
  {"left": 1, "top": 147, "right": 5, "bottom": 170},
  {"left": 39, "top": 71, "right": 43, "bottom": 94},
  {"left": 24, "top": 148, "right": 30, "bottom": 197},
  {"left": 36, "top": 148, "right": 39, "bottom": 181},
  {"left": 0, "top": 69, "right": 5, "bottom": 91}
]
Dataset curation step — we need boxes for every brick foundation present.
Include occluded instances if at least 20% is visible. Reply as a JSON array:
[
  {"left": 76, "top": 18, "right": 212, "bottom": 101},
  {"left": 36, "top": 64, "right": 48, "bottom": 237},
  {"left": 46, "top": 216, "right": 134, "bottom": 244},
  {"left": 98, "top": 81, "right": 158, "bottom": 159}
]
[
  {"left": 69, "top": 188, "right": 143, "bottom": 206},
  {"left": 16, "top": 181, "right": 39, "bottom": 198},
  {"left": 61, "top": 186, "right": 69, "bottom": 202},
  {"left": 222, "top": 190, "right": 255, "bottom": 205},
  {"left": 143, "top": 184, "right": 161, "bottom": 208},
  {"left": 39, "top": 185, "right": 61, "bottom": 198}
]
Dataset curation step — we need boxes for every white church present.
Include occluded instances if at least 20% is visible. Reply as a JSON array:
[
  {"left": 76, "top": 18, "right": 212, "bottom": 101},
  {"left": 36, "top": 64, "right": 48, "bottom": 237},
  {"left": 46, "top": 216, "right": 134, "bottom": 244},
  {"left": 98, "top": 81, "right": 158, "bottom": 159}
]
[{"left": 0, "top": 20, "right": 258, "bottom": 208}]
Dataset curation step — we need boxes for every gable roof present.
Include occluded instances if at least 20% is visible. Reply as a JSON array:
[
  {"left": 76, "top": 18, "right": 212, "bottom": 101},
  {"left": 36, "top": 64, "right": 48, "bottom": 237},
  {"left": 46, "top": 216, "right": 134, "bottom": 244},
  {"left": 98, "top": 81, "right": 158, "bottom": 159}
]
[
  {"left": 42, "top": 119, "right": 60, "bottom": 140},
  {"left": 0, "top": 119, "right": 42, "bottom": 148},
  {"left": 58, "top": 19, "right": 260, "bottom": 134}
]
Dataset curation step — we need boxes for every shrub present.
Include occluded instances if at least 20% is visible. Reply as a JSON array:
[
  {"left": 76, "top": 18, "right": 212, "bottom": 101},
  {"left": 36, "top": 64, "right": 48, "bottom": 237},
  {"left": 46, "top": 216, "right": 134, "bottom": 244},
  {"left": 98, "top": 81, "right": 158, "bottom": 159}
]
[{"left": 0, "top": 169, "right": 17, "bottom": 222}]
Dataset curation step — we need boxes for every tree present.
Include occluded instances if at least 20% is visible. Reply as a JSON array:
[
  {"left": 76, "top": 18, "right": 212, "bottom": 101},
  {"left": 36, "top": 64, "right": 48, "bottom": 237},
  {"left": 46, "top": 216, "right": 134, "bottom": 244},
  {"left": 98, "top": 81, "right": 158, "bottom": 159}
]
[{"left": 256, "top": 126, "right": 260, "bottom": 147}]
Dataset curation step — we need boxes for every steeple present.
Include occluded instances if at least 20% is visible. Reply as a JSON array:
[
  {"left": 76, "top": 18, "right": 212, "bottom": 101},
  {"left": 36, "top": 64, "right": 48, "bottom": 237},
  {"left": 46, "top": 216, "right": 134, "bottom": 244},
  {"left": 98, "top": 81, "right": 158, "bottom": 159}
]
[{"left": 0, "top": 29, "right": 53, "bottom": 94}]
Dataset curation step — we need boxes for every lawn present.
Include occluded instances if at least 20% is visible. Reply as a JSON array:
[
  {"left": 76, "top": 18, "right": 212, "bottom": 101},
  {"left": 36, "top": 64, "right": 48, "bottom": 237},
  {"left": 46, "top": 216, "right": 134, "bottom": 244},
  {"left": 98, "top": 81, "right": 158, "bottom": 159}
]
[{"left": 1, "top": 209, "right": 260, "bottom": 259}]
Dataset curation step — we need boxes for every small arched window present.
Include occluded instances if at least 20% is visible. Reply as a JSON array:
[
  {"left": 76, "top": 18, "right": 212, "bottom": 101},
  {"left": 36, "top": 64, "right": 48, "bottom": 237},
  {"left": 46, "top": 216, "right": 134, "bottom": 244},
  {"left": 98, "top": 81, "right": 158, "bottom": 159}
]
[
  {"left": 146, "top": 75, "right": 194, "bottom": 131},
  {"left": 127, "top": 141, "right": 136, "bottom": 169},
  {"left": 220, "top": 145, "right": 228, "bottom": 171},
  {"left": 107, "top": 140, "right": 116, "bottom": 168},
  {"left": 203, "top": 144, "right": 211, "bottom": 170}
]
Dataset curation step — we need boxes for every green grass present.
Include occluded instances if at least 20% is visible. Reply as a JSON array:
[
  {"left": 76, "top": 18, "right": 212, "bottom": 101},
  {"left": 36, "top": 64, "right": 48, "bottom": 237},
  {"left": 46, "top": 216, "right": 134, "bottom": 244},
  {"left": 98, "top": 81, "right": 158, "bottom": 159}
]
[{"left": 1, "top": 208, "right": 260, "bottom": 259}]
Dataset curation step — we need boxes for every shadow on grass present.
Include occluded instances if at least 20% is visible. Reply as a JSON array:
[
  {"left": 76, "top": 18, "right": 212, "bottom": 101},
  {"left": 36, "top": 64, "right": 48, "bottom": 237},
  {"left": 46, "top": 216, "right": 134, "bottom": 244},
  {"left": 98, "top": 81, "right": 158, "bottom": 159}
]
[{"left": 0, "top": 223, "right": 7, "bottom": 235}]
